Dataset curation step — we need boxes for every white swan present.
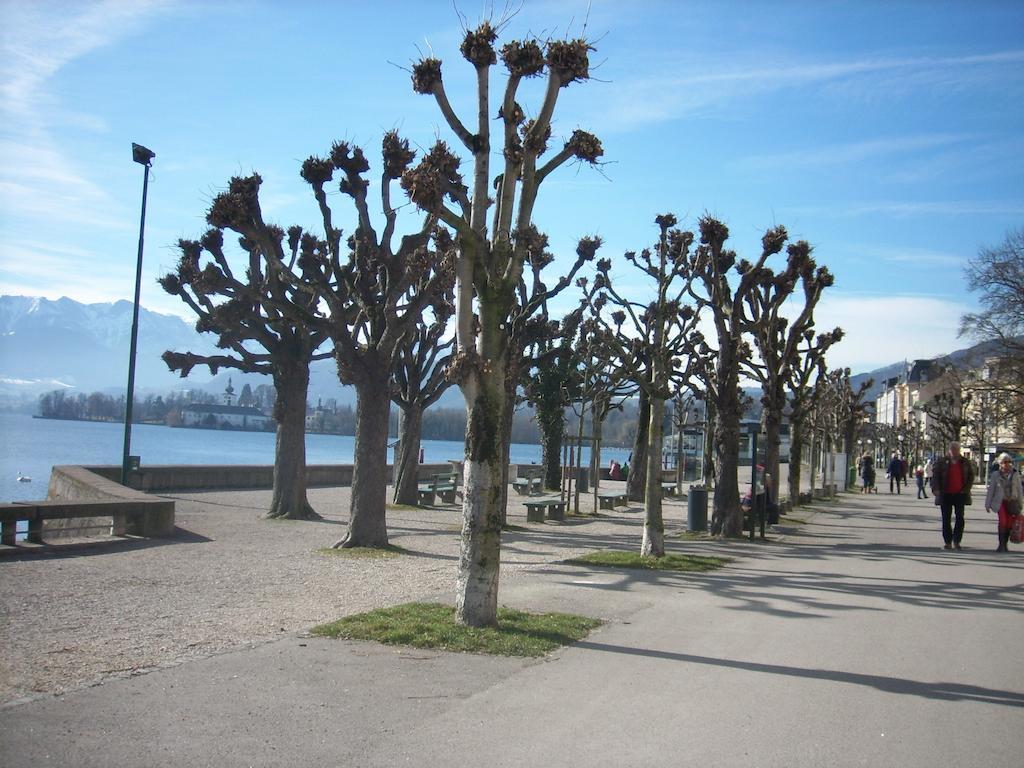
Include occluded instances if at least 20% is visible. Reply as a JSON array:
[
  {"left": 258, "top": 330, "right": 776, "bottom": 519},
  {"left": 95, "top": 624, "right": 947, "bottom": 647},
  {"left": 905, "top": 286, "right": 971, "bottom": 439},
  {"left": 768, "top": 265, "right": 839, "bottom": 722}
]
[{"left": 17, "top": 472, "right": 31, "bottom": 482}]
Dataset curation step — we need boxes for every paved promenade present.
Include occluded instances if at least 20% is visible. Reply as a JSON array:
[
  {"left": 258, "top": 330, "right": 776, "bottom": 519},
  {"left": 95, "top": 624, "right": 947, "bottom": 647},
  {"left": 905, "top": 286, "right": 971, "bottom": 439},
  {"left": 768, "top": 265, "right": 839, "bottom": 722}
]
[{"left": 2, "top": 487, "right": 1022, "bottom": 767}]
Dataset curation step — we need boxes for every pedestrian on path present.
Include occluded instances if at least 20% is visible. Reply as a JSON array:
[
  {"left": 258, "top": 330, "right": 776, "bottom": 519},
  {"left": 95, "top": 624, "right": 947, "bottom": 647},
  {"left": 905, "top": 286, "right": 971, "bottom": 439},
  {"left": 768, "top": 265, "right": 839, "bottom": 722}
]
[
  {"left": 931, "top": 440, "right": 976, "bottom": 550},
  {"left": 860, "top": 453, "right": 875, "bottom": 493},
  {"left": 915, "top": 465, "right": 928, "bottom": 499},
  {"left": 887, "top": 453, "right": 903, "bottom": 494},
  {"left": 984, "top": 452, "right": 1022, "bottom": 552}
]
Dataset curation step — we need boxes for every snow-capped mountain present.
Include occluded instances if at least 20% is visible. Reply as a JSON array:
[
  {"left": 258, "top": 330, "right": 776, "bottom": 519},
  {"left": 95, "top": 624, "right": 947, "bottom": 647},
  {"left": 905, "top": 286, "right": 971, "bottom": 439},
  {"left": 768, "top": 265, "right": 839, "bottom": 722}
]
[{"left": 0, "top": 295, "right": 347, "bottom": 403}]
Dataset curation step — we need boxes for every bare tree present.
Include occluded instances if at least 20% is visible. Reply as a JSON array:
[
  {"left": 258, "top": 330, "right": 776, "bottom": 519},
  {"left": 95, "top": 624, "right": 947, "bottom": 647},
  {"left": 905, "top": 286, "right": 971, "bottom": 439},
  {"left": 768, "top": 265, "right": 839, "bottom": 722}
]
[
  {"left": 685, "top": 217, "right": 785, "bottom": 537},
  {"left": 160, "top": 230, "right": 331, "bottom": 520},
  {"left": 742, "top": 236, "right": 837, "bottom": 509},
  {"left": 198, "top": 134, "right": 453, "bottom": 549},
  {"left": 583, "top": 214, "right": 702, "bottom": 555},
  {"left": 785, "top": 331, "right": 838, "bottom": 505},
  {"left": 401, "top": 23, "right": 602, "bottom": 626},
  {"left": 391, "top": 297, "right": 456, "bottom": 506}
]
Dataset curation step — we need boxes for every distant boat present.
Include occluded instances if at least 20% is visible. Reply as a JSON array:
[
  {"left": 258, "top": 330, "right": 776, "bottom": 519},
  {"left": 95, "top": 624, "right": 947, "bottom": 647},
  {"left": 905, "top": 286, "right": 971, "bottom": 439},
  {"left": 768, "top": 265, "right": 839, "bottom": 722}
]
[{"left": 17, "top": 473, "right": 31, "bottom": 482}]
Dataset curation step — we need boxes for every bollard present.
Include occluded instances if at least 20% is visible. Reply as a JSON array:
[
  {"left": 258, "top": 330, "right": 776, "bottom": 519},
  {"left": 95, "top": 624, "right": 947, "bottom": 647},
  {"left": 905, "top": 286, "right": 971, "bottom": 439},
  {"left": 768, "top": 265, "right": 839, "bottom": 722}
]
[{"left": 687, "top": 485, "right": 708, "bottom": 531}]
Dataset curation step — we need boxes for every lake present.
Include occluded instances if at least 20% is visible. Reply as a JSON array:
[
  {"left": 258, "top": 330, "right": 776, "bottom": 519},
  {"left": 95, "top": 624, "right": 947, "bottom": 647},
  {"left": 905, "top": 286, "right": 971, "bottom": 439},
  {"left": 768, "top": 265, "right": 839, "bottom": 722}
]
[{"left": 0, "top": 413, "right": 631, "bottom": 503}]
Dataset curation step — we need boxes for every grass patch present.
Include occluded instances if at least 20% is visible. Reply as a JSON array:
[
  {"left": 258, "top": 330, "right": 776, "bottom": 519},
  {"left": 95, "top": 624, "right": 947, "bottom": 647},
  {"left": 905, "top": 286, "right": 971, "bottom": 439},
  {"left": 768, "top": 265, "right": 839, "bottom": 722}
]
[
  {"left": 566, "top": 550, "right": 730, "bottom": 572},
  {"left": 778, "top": 516, "right": 807, "bottom": 525},
  {"left": 310, "top": 602, "right": 601, "bottom": 657},
  {"left": 667, "top": 530, "right": 713, "bottom": 540},
  {"left": 317, "top": 544, "right": 407, "bottom": 559}
]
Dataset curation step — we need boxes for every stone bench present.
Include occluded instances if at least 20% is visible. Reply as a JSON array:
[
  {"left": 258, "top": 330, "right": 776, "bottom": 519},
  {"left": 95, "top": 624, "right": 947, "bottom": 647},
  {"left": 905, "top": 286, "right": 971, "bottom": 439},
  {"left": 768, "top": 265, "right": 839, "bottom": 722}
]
[
  {"left": 417, "top": 472, "right": 460, "bottom": 505},
  {"left": 1, "top": 498, "right": 175, "bottom": 546},
  {"left": 597, "top": 491, "right": 629, "bottom": 510},
  {"left": 525, "top": 498, "right": 566, "bottom": 522},
  {"left": 513, "top": 477, "right": 542, "bottom": 496}
]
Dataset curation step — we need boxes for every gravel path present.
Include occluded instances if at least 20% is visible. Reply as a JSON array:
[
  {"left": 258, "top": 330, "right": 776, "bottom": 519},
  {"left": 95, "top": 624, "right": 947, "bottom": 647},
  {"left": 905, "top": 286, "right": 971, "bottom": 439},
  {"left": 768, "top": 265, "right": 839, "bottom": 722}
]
[{"left": 0, "top": 482, "right": 693, "bottom": 705}]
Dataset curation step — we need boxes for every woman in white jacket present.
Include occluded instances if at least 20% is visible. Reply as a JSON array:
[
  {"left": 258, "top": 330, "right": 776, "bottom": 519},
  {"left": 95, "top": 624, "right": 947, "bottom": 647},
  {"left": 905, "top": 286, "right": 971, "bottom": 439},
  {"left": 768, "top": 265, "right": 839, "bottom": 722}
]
[{"left": 984, "top": 452, "right": 1023, "bottom": 552}]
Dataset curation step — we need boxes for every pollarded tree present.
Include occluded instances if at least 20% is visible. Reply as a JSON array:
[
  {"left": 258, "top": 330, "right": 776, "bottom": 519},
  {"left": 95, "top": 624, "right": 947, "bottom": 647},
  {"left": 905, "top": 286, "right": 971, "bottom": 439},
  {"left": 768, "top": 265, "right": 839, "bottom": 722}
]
[
  {"left": 401, "top": 23, "right": 602, "bottom": 626},
  {"left": 200, "top": 133, "right": 453, "bottom": 548},
  {"left": 741, "top": 236, "right": 838, "bottom": 508},
  {"left": 160, "top": 231, "right": 332, "bottom": 520},
  {"left": 391, "top": 294, "right": 456, "bottom": 506},
  {"left": 685, "top": 217, "right": 785, "bottom": 538},
  {"left": 583, "top": 214, "right": 703, "bottom": 556},
  {"left": 785, "top": 330, "right": 840, "bottom": 505}
]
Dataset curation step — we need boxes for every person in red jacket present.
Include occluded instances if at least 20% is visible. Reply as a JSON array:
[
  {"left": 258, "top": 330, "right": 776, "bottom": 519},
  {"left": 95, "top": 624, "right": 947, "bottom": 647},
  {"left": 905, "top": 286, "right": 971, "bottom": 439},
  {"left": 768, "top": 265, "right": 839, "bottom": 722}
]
[{"left": 930, "top": 441, "right": 976, "bottom": 550}]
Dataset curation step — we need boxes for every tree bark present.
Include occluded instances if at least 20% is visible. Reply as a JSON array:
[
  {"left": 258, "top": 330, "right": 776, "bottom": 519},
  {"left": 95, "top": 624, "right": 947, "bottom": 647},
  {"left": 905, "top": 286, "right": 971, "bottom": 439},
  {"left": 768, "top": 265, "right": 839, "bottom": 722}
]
[
  {"left": 788, "top": 416, "right": 806, "bottom": 506},
  {"left": 641, "top": 396, "right": 666, "bottom": 556},
  {"left": 456, "top": 356, "right": 507, "bottom": 627},
  {"left": 538, "top": 406, "right": 564, "bottom": 491},
  {"left": 268, "top": 363, "right": 319, "bottom": 520},
  {"left": 334, "top": 371, "right": 391, "bottom": 548},
  {"left": 392, "top": 405, "right": 423, "bottom": 506},
  {"left": 628, "top": 389, "right": 650, "bottom": 502},
  {"left": 710, "top": 379, "right": 743, "bottom": 537}
]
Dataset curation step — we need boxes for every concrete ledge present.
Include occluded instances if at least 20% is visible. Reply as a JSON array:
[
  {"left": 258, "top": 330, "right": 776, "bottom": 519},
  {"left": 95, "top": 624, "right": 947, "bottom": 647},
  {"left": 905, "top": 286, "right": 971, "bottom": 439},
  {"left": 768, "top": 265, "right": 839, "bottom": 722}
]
[
  {"left": 0, "top": 466, "right": 176, "bottom": 544},
  {"left": 84, "top": 463, "right": 457, "bottom": 493}
]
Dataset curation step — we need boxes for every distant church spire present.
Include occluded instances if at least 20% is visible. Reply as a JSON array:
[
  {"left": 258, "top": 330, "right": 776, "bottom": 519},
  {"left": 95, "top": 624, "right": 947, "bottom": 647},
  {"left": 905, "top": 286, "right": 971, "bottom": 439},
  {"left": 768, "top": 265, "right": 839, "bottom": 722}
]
[{"left": 224, "top": 377, "right": 235, "bottom": 407}]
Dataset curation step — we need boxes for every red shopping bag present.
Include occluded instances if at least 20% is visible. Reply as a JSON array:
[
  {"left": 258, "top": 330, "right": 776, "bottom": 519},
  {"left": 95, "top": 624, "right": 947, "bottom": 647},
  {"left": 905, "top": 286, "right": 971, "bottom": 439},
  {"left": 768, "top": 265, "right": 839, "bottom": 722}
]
[{"left": 1011, "top": 515, "right": 1024, "bottom": 545}]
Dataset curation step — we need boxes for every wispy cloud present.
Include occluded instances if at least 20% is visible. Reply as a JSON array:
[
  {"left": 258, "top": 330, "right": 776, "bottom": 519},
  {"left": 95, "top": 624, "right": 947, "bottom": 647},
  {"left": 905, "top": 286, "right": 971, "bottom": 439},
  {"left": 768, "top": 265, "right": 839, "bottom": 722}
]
[
  {"left": 789, "top": 200, "right": 1024, "bottom": 219},
  {"left": 733, "top": 134, "right": 974, "bottom": 173},
  {"left": 1, "top": 1, "right": 176, "bottom": 231},
  {"left": 590, "top": 49, "right": 1024, "bottom": 131}
]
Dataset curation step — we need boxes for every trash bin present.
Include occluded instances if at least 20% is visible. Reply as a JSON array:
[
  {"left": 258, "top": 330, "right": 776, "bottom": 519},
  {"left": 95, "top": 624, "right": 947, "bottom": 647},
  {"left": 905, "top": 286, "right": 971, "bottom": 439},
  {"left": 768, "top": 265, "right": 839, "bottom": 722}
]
[{"left": 687, "top": 484, "right": 708, "bottom": 531}]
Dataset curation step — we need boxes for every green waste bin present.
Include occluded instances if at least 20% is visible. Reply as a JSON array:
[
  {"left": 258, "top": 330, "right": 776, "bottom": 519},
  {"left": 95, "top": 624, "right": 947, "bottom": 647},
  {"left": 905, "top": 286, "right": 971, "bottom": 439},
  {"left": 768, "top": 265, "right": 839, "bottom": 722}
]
[{"left": 687, "top": 485, "right": 708, "bottom": 531}]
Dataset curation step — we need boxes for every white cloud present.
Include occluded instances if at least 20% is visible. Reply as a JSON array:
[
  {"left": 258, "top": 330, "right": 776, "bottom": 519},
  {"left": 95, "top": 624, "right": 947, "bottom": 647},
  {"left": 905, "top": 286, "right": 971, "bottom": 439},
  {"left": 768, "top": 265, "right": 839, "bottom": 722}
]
[
  {"left": 588, "top": 49, "right": 1024, "bottom": 131},
  {"left": 814, "top": 293, "right": 970, "bottom": 373},
  {"left": 733, "top": 134, "right": 973, "bottom": 173}
]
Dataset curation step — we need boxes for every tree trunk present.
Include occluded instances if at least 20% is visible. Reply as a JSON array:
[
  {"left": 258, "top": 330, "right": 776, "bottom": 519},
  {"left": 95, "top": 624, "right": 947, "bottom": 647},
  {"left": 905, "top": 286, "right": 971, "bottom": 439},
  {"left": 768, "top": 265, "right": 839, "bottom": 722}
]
[
  {"left": 456, "top": 360, "right": 506, "bottom": 627},
  {"left": 334, "top": 372, "right": 391, "bottom": 548},
  {"left": 590, "top": 409, "right": 604, "bottom": 512},
  {"left": 499, "top": 387, "right": 515, "bottom": 527},
  {"left": 392, "top": 405, "right": 423, "bottom": 506},
  {"left": 539, "top": 408, "right": 564, "bottom": 491},
  {"left": 641, "top": 396, "right": 666, "bottom": 556},
  {"left": 628, "top": 390, "right": 650, "bottom": 502},
  {"left": 788, "top": 419, "right": 805, "bottom": 506},
  {"left": 764, "top": 408, "right": 782, "bottom": 507},
  {"left": 268, "top": 363, "right": 318, "bottom": 520},
  {"left": 710, "top": 382, "right": 742, "bottom": 538}
]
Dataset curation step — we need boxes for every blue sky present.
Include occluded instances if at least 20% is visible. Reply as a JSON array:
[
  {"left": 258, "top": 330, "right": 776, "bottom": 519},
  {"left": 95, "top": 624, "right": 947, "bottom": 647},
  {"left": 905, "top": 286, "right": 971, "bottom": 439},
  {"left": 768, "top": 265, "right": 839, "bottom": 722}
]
[{"left": 1, "top": 0, "right": 1022, "bottom": 374}]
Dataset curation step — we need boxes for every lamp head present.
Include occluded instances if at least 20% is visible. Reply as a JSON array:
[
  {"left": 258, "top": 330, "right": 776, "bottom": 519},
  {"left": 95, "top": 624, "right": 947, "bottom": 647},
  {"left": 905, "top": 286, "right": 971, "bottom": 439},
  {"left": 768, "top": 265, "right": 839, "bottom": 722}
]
[{"left": 132, "top": 143, "right": 155, "bottom": 166}]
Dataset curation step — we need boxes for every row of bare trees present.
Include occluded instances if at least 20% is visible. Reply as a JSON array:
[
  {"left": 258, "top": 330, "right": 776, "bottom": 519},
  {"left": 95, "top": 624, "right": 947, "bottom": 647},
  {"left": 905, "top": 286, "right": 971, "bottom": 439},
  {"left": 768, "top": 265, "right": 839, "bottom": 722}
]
[{"left": 159, "top": 21, "right": 847, "bottom": 628}]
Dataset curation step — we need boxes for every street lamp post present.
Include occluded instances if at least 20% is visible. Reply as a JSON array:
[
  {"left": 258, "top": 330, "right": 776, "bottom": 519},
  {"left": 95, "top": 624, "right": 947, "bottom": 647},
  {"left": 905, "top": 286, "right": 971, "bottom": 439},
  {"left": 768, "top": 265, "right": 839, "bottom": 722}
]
[{"left": 122, "top": 142, "right": 155, "bottom": 486}]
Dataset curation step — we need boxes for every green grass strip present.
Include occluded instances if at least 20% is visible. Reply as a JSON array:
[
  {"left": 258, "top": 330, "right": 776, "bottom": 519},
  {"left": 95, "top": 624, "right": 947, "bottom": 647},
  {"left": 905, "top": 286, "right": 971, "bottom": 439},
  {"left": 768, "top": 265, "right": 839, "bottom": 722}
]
[
  {"left": 310, "top": 602, "right": 601, "bottom": 657},
  {"left": 566, "top": 550, "right": 730, "bottom": 572},
  {"left": 316, "top": 545, "right": 406, "bottom": 558}
]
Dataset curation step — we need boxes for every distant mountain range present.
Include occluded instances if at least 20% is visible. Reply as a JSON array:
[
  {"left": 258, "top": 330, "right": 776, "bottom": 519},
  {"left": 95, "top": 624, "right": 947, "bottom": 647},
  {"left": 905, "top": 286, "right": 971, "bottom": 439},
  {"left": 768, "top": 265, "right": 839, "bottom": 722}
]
[
  {"left": 0, "top": 294, "right": 1001, "bottom": 413},
  {"left": 0, "top": 295, "right": 350, "bottom": 409}
]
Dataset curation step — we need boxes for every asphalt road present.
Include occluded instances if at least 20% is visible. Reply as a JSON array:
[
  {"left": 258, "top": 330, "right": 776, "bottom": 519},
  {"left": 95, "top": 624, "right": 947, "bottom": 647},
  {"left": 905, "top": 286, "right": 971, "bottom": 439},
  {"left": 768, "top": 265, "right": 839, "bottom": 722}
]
[{"left": 2, "top": 489, "right": 1021, "bottom": 768}]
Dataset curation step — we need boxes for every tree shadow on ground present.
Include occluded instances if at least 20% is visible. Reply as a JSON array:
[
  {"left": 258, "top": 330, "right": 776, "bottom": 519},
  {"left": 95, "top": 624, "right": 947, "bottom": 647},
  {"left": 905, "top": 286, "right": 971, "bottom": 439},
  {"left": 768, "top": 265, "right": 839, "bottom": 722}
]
[{"left": 571, "top": 640, "right": 1024, "bottom": 708}]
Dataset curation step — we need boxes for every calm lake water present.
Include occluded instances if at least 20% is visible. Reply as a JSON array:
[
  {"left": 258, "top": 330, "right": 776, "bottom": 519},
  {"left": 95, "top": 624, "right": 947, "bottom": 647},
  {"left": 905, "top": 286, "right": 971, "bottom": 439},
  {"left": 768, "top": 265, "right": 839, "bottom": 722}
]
[{"left": 0, "top": 413, "right": 630, "bottom": 503}]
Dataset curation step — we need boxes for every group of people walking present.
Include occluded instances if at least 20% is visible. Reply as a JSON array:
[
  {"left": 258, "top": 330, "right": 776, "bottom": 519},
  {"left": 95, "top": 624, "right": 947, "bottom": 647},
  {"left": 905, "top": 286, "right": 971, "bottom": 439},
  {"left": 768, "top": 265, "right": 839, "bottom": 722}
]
[{"left": 857, "top": 441, "right": 1022, "bottom": 552}]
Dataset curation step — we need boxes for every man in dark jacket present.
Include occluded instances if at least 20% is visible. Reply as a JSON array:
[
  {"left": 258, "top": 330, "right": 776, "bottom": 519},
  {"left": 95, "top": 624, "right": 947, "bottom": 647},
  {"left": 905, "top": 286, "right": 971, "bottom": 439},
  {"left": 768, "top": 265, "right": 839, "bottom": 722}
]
[
  {"left": 887, "top": 453, "right": 904, "bottom": 494},
  {"left": 930, "top": 441, "right": 976, "bottom": 550}
]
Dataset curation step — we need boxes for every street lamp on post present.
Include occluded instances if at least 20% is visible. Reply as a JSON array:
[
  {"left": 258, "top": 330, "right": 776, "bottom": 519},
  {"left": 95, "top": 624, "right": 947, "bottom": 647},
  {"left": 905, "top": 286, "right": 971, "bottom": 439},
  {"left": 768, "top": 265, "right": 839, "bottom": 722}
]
[{"left": 122, "top": 142, "right": 155, "bottom": 486}]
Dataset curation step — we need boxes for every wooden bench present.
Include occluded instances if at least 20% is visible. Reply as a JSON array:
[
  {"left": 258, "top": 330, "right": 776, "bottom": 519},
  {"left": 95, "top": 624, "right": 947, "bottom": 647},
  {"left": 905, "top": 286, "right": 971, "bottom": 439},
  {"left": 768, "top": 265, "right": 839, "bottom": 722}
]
[
  {"left": 597, "top": 492, "right": 629, "bottom": 510},
  {"left": 524, "top": 498, "right": 566, "bottom": 522},
  {"left": 1, "top": 498, "right": 175, "bottom": 545},
  {"left": 417, "top": 473, "right": 460, "bottom": 505},
  {"left": 513, "top": 477, "right": 542, "bottom": 496}
]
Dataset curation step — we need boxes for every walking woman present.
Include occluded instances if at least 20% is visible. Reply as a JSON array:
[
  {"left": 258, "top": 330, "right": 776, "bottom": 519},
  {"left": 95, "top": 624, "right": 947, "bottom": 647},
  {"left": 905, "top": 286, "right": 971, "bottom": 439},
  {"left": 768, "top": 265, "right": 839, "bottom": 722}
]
[
  {"left": 860, "top": 453, "right": 875, "bottom": 494},
  {"left": 985, "top": 452, "right": 1023, "bottom": 552}
]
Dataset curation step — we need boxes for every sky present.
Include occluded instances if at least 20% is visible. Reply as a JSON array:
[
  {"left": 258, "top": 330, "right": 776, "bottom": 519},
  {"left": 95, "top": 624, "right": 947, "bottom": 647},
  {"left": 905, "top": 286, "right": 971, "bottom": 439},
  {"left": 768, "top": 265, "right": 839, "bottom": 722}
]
[{"left": 1, "top": 0, "right": 1022, "bottom": 376}]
